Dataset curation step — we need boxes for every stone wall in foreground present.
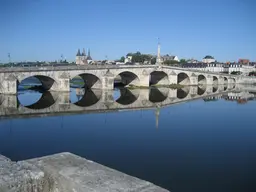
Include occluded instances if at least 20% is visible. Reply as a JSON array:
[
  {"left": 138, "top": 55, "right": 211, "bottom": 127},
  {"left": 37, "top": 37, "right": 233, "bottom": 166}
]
[{"left": 0, "top": 152, "right": 169, "bottom": 192}]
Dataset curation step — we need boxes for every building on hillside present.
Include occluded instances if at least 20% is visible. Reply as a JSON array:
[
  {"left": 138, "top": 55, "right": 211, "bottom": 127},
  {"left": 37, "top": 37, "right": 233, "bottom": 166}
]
[
  {"left": 202, "top": 55, "right": 216, "bottom": 63},
  {"left": 162, "top": 54, "right": 179, "bottom": 62},
  {"left": 238, "top": 59, "right": 250, "bottom": 65}
]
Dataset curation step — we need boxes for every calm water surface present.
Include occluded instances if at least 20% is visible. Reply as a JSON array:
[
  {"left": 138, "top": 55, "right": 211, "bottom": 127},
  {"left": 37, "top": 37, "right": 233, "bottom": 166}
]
[{"left": 0, "top": 85, "right": 256, "bottom": 192}]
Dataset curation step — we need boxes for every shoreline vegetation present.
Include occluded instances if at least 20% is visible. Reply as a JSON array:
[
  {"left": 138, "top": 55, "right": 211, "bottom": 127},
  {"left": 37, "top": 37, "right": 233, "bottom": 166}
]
[{"left": 128, "top": 84, "right": 184, "bottom": 89}]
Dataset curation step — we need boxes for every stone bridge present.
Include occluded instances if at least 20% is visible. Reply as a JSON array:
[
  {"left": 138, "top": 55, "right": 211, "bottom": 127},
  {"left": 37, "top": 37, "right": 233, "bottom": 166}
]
[
  {"left": 1, "top": 84, "right": 253, "bottom": 120},
  {"left": 1, "top": 65, "right": 254, "bottom": 94}
]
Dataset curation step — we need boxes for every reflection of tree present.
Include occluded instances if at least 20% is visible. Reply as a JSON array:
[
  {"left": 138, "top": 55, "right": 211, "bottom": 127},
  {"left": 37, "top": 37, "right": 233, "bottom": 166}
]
[
  {"left": 203, "top": 98, "right": 218, "bottom": 102},
  {"left": 237, "top": 99, "right": 247, "bottom": 104}
]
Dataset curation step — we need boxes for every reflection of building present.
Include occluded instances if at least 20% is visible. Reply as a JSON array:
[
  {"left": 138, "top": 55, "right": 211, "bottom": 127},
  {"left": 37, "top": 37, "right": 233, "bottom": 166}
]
[{"left": 75, "top": 88, "right": 84, "bottom": 100}]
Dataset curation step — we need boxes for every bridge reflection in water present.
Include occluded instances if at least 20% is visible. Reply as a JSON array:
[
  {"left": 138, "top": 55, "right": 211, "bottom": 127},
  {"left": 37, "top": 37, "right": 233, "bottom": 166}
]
[{"left": 0, "top": 84, "right": 255, "bottom": 119}]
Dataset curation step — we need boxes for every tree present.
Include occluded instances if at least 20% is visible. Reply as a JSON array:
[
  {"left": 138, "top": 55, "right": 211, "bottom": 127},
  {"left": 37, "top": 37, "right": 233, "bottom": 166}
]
[
  {"left": 151, "top": 57, "right": 156, "bottom": 64},
  {"left": 180, "top": 59, "right": 187, "bottom": 64},
  {"left": 231, "top": 71, "right": 242, "bottom": 75},
  {"left": 249, "top": 71, "right": 256, "bottom": 76},
  {"left": 163, "top": 60, "right": 179, "bottom": 65},
  {"left": 120, "top": 56, "right": 125, "bottom": 62}
]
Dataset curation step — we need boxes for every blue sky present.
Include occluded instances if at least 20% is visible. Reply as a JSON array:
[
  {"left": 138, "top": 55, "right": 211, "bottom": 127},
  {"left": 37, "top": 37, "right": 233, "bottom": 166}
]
[{"left": 0, "top": 0, "right": 255, "bottom": 62}]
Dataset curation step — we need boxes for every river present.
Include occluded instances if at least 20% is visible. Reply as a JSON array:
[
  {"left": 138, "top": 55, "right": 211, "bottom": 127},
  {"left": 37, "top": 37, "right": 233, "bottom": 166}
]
[{"left": 0, "top": 82, "right": 255, "bottom": 192}]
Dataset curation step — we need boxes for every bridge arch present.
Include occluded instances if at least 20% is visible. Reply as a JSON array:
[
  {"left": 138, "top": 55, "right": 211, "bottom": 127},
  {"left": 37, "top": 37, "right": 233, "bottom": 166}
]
[
  {"left": 212, "top": 86, "right": 218, "bottom": 93},
  {"left": 213, "top": 76, "right": 218, "bottom": 85},
  {"left": 73, "top": 89, "right": 102, "bottom": 107},
  {"left": 177, "top": 72, "right": 190, "bottom": 85},
  {"left": 71, "top": 73, "right": 102, "bottom": 89},
  {"left": 18, "top": 75, "right": 58, "bottom": 91},
  {"left": 224, "top": 77, "right": 228, "bottom": 84},
  {"left": 230, "top": 78, "right": 236, "bottom": 84},
  {"left": 198, "top": 75, "right": 207, "bottom": 85},
  {"left": 150, "top": 71, "right": 169, "bottom": 86},
  {"left": 114, "top": 71, "right": 140, "bottom": 87}
]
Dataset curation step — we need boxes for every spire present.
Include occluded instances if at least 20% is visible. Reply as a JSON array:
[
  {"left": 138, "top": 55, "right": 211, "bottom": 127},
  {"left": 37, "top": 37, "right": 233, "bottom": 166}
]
[
  {"left": 82, "top": 48, "right": 86, "bottom": 56},
  {"left": 76, "top": 49, "right": 81, "bottom": 56},
  {"left": 87, "top": 48, "right": 92, "bottom": 60},
  {"left": 157, "top": 38, "right": 161, "bottom": 65}
]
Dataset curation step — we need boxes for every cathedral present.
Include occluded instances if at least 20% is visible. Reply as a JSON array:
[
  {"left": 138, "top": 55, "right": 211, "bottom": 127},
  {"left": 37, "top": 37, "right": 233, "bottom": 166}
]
[{"left": 76, "top": 48, "right": 92, "bottom": 65}]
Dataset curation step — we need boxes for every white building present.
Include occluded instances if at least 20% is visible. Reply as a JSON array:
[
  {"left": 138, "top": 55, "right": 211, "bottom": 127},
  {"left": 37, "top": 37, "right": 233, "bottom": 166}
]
[
  {"left": 202, "top": 56, "right": 216, "bottom": 63},
  {"left": 162, "top": 55, "right": 179, "bottom": 62},
  {"left": 125, "top": 56, "right": 132, "bottom": 63},
  {"left": 206, "top": 63, "right": 225, "bottom": 73}
]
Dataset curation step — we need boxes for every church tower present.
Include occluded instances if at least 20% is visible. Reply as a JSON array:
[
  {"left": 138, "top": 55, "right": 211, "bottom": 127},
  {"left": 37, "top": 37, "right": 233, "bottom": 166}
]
[
  {"left": 76, "top": 48, "right": 88, "bottom": 65},
  {"left": 76, "top": 49, "right": 81, "bottom": 64},
  {"left": 87, "top": 48, "right": 92, "bottom": 61}
]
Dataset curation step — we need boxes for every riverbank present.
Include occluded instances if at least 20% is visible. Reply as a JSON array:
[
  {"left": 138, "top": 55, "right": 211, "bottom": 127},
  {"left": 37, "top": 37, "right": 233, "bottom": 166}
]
[{"left": 0, "top": 152, "right": 169, "bottom": 192}]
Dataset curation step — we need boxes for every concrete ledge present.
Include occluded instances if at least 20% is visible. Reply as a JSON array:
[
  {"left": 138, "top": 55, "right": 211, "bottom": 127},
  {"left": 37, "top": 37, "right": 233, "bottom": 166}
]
[
  {"left": 0, "top": 155, "right": 48, "bottom": 192},
  {"left": 0, "top": 152, "right": 169, "bottom": 192}
]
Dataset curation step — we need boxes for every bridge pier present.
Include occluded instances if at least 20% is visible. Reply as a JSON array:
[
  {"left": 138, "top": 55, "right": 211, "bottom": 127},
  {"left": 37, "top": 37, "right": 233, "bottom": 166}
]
[
  {"left": 168, "top": 89, "right": 177, "bottom": 98},
  {"left": 138, "top": 88, "right": 150, "bottom": 101},
  {"left": 0, "top": 94, "right": 18, "bottom": 109},
  {"left": 190, "top": 74, "right": 198, "bottom": 86},
  {"left": 206, "top": 84, "right": 214, "bottom": 94},
  {"left": 138, "top": 74, "right": 150, "bottom": 87},
  {"left": 169, "top": 71, "right": 178, "bottom": 84},
  {"left": 102, "top": 76, "right": 114, "bottom": 90},
  {"left": 218, "top": 76, "right": 224, "bottom": 85},
  {"left": 190, "top": 86, "right": 198, "bottom": 95},
  {"left": 53, "top": 75, "right": 70, "bottom": 92},
  {"left": 0, "top": 75, "right": 17, "bottom": 94},
  {"left": 206, "top": 75, "right": 213, "bottom": 85},
  {"left": 218, "top": 84, "right": 225, "bottom": 92}
]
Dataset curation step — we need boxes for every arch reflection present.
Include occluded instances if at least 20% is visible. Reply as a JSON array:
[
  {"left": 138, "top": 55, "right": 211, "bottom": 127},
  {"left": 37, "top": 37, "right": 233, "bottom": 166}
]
[
  {"left": 197, "top": 86, "right": 206, "bottom": 95},
  {"left": 149, "top": 88, "right": 169, "bottom": 103},
  {"left": 74, "top": 89, "right": 102, "bottom": 107},
  {"left": 115, "top": 88, "right": 139, "bottom": 105},
  {"left": 177, "top": 87, "right": 190, "bottom": 99},
  {"left": 19, "top": 91, "right": 56, "bottom": 110}
]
